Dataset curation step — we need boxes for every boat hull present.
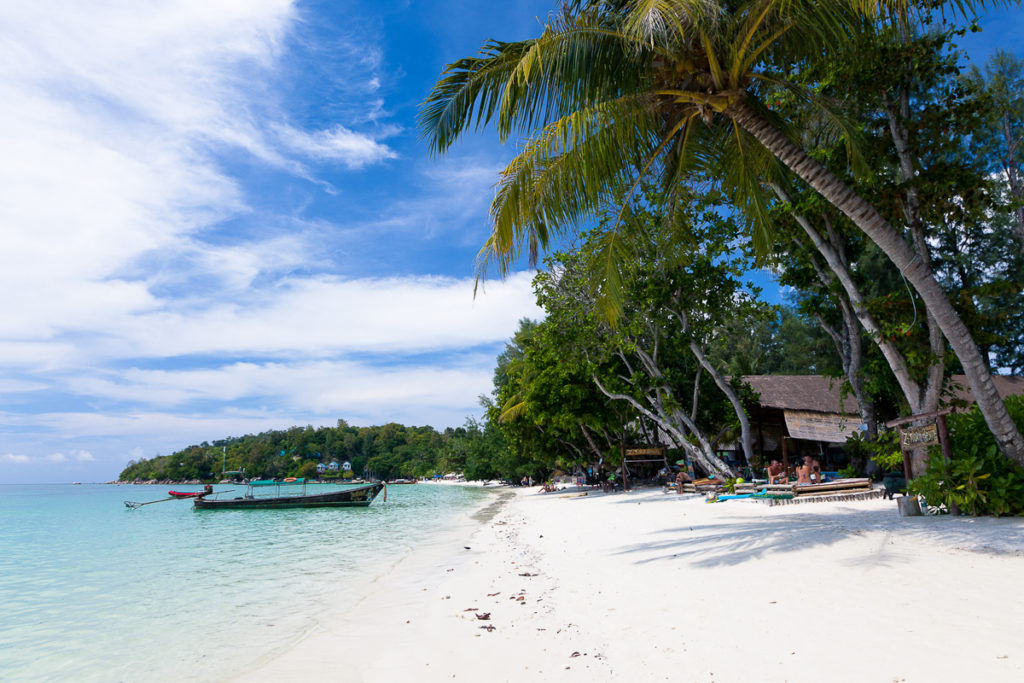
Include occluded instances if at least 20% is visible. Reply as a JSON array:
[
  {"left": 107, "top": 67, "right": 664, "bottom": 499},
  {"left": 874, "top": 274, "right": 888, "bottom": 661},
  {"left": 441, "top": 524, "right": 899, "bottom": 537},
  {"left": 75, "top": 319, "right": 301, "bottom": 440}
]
[{"left": 193, "top": 482, "right": 384, "bottom": 510}]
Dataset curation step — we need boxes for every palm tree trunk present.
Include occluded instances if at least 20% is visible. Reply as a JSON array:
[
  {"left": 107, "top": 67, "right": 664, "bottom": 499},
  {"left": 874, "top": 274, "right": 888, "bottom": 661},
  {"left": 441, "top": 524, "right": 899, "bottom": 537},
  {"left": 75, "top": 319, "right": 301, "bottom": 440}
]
[
  {"left": 772, "top": 183, "right": 922, "bottom": 415},
  {"left": 729, "top": 100, "right": 1024, "bottom": 467}
]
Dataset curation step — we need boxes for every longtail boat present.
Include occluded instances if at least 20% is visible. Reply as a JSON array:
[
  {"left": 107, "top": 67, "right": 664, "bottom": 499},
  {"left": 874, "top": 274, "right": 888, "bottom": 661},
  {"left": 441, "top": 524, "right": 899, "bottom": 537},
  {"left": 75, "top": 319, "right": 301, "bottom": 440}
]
[
  {"left": 193, "top": 479, "right": 385, "bottom": 510},
  {"left": 168, "top": 490, "right": 202, "bottom": 498}
]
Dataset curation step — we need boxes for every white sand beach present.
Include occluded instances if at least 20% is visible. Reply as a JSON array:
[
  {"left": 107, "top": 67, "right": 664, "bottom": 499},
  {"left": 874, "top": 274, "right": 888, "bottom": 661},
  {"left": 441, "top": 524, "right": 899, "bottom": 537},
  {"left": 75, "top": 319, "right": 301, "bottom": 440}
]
[{"left": 241, "top": 485, "right": 1024, "bottom": 682}]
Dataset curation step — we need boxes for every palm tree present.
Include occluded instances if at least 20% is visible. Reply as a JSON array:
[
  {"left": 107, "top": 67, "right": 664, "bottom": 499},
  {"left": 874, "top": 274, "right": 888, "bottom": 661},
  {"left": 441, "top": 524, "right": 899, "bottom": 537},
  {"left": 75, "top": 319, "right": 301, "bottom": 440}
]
[{"left": 420, "top": 0, "right": 1024, "bottom": 467}]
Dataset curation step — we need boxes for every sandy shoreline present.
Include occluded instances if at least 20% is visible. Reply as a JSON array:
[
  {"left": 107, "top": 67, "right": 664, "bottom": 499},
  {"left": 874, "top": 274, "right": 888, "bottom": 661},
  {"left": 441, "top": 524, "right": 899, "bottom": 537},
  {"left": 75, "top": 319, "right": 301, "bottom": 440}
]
[{"left": 240, "top": 485, "right": 1024, "bottom": 682}]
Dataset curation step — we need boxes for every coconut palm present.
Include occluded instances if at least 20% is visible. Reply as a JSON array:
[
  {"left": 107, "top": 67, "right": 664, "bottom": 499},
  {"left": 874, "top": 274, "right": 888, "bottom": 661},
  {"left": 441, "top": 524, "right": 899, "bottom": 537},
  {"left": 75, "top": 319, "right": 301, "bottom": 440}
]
[{"left": 420, "top": 0, "right": 1024, "bottom": 466}]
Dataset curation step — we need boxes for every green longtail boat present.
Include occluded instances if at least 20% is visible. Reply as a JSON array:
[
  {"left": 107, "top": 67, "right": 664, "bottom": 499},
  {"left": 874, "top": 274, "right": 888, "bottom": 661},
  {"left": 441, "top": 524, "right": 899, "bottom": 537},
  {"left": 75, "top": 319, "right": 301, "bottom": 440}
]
[{"left": 193, "top": 479, "right": 385, "bottom": 510}]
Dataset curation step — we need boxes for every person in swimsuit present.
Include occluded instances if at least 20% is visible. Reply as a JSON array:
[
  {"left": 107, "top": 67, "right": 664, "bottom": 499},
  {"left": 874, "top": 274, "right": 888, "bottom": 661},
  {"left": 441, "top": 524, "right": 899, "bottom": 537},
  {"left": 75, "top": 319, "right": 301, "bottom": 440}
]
[
  {"left": 675, "top": 467, "right": 693, "bottom": 494},
  {"left": 805, "top": 456, "right": 822, "bottom": 484},
  {"left": 767, "top": 459, "right": 786, "bottom": 484}
]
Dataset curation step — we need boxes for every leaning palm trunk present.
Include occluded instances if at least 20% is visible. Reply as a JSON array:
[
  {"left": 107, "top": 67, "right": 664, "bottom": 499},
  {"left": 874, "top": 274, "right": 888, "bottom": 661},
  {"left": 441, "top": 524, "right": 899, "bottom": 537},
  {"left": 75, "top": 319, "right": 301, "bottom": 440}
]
[{"left": 728, "top": 100, "right": 1024, "bottom": 468}]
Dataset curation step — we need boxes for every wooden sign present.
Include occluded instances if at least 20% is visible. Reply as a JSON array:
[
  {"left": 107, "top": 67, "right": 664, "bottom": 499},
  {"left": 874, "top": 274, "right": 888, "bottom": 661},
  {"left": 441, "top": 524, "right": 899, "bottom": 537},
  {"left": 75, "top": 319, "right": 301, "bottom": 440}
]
[
  {"left": 899, "top": 423, "right": 939, "bottom": 449},
  {"left": 623, "top": 446, "right": 665, "bottom": 458}
]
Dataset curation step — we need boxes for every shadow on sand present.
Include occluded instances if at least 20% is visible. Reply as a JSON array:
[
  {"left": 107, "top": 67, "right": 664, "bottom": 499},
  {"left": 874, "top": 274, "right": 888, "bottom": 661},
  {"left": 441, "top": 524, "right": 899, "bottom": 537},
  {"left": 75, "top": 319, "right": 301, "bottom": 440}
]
[{"left": 610, "top": 512, "right": 869, "bottom": 568}]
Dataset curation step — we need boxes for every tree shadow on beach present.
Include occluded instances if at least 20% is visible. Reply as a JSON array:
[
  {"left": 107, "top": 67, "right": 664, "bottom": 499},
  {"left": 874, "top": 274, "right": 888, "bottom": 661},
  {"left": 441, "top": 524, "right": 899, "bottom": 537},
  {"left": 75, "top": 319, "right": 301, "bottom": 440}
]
[
  {"left": 606, "top": 505, "right": 1024, "bottom": 567},
  {"left": 609, "top": 512, "right": 868, "bottom": 568},
  {"left": 563, "top": 490, "right": 1024, "bottom": 565}
]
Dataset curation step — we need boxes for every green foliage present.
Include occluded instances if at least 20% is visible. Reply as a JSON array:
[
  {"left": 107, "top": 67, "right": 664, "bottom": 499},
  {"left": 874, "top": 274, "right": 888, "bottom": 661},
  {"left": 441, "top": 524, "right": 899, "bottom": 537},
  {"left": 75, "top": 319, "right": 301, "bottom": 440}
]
[
  {"left": 869, "top": 430, "right": 904, "bottom": 473},
  {"left": 118, "top": 419, "right": 498, "bottom": 483},
  {"left": 838, "top": 464, "right": 859, "bottom": 479},
  {"left": 910, "top": 446, "right": 1024, "bottom": 517},
  {"left": 909, "top": 395, "right": 1024, "bottom": 516},
  {"left": 844, "top": 430, "right": 902, "bottom": 475}
]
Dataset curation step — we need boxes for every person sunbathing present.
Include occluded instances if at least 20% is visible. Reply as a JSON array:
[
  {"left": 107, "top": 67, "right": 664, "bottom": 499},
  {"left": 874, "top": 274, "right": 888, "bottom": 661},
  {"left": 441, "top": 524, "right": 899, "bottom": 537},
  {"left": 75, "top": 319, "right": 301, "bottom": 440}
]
[
  {"left": 675, "top": 468, "right": 693, "bottom": 494},
  {"left": 795, "top": 463, "right": 812, "bottom": 484},
  {"left": 767, "top": 459, "right": 786, "bottom": 484},
  {"left": 805, "top": 456, "right": 822, "bottom": 484}
]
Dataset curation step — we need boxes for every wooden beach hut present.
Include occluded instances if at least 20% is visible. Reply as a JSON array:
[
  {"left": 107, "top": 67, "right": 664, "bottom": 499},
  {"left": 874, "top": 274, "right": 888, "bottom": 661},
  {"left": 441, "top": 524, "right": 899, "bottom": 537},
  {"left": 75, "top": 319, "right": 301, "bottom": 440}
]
[{"left": 736, "top": 374, "right": 1024, "bottom": 474}]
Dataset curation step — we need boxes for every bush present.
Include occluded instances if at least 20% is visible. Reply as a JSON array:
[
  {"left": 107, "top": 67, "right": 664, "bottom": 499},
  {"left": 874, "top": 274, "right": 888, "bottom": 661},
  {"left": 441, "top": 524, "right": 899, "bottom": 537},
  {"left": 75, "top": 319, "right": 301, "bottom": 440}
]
[
  {"left": 869, "top": 430, "right": 904, "bottom": 472},
  {"left": 843, "top": 430, "right": 902, "bottom": 475},
  {"left": 909, "top": 395, "right": 1024, "bottom": 517}
]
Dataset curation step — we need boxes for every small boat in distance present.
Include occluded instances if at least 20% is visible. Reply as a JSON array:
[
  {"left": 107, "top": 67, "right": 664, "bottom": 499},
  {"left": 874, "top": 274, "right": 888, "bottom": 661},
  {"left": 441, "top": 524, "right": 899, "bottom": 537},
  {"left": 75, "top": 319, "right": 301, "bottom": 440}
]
[{"left": 193, "top": 479, "right": 385, "bottom": 510}]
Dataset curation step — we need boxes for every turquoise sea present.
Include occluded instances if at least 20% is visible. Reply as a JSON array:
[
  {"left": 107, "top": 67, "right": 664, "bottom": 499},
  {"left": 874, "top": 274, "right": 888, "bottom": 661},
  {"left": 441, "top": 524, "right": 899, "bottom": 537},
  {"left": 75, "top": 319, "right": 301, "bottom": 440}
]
[{"left": 0, "top": 483, "right": 496, "bottom": 682}]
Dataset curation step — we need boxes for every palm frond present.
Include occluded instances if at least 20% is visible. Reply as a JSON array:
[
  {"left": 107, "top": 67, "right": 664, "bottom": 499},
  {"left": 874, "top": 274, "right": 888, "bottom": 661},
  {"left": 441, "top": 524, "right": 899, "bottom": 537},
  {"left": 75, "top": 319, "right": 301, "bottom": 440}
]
[
  {"left": 751, "top": 71, "right": 871, "bottom": 180},
  {"left": 713, "top": 116, "right": 780, "bottom": 260},
  {"left": 479, "top": 95, "right": 662, "bottom": 278},
  {"left": 619, "top": 0, "right": 708, "bottom": 48},
  {"left": 856, "top": 0, "right": 1018, "bottom": 20},
  {"left": 499, "top": 399, "right": 530, "bottom": 423},
  {"left": 420, "top": 39, "right": 537, "bottom": 155}
]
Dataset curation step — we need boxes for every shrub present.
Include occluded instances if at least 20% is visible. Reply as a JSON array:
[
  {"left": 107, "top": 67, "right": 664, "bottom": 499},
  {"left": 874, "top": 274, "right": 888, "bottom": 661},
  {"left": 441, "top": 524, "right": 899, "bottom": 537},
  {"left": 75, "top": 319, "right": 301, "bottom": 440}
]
[
  {"left": 909, "top": 395, "right": 1024, "bottom": 517},
  {"left": 843, "top": 429, "right": 903, "bottom": 473}
]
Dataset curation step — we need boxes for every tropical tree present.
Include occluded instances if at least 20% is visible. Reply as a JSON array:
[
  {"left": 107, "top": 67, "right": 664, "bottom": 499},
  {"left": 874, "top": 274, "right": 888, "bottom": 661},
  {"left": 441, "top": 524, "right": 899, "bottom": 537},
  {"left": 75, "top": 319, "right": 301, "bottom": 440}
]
[
  {"left": 967, "top": 49, "right": 1024, "bottom": 252},
  {"left": 492, "top": 317, "right": 632, "bottom": 478},
  {"left": 421, "top": 0, "right": 1024, "bottom": 465}
]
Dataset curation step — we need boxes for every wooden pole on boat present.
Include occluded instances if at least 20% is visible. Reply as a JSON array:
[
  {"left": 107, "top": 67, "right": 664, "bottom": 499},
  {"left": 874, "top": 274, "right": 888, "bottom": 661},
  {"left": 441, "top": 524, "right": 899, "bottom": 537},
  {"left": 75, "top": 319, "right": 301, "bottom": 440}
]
[{"left": 124, "top": 496, "right": 177, "bottom": 509}]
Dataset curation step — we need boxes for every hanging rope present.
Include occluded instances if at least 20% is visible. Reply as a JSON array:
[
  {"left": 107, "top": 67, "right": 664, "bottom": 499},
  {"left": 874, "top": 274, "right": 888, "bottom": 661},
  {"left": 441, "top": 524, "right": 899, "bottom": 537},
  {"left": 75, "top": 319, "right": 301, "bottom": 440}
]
[{"left": 898, "top": 255, "right": 920, "bottom": 333}]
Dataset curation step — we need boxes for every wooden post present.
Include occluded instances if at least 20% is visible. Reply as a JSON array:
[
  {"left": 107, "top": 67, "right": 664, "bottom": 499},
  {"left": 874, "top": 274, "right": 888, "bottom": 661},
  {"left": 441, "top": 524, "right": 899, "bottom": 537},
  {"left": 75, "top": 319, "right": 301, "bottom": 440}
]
[
  {"left": 781, "top": 435, "right": 789, "bottom": 472},
  {"left": 901, "top": 437, "right": 913, "bottom": 481},
  {"left": 937, "top": 413, "right": 953, "bottom": 463},
  {"left": 620, "top": 443, "right": 627, "bottom": 492},
  {"left": 757, "top": 412, "right": 765, "bottom": 471}
]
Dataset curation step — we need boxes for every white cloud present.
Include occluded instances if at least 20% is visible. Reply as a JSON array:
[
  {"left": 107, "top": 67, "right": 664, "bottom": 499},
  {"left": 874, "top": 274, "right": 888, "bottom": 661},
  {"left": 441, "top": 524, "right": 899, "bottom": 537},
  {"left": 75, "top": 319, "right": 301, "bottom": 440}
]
[
  {"left": 0, "top": 1, "right": 434, "bottom": 362},
  {"left": 45, "top": 450, "right": 95, "bottom": 463},
  {"left": 0, "top": 2, "right": 541, "bottom": 484},
  {"left": 20, "top": 270, "right": 539, "bottom": 365},
  {"left": 0, "top": 379, "right": 48, "bottom": 393},
  {"left": 67, "top": 355, "right": 495, "bottom": 409},
  {"left": 277, "top": 124, "right": 398, "bottom": 168}
]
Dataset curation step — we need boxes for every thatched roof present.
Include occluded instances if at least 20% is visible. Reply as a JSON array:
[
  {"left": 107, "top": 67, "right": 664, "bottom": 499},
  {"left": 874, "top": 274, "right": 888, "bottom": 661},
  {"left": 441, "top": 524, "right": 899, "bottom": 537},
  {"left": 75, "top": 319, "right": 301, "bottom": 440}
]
[
  {"left": 742, "top": 375, "right": 857, "bottom": 414},
  {"left": 947, "top": 375, "right": 1024, "bottom": 405},
  {"left": 742, "top": 374, "right": 1024, "bottom": 415}
]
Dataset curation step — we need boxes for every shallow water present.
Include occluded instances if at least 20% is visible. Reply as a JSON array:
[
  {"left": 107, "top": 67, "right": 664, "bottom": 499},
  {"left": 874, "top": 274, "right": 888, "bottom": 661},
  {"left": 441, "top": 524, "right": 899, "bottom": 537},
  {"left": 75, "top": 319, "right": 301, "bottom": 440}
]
[{"left": 0, "top": 483, "right": 495, "bottom": 682}]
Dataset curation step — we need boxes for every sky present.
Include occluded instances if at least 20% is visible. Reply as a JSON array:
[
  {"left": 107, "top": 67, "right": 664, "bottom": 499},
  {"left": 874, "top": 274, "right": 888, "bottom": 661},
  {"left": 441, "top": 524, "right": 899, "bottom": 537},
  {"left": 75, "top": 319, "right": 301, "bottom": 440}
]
[{"left": 1, "top": 1, "right": 1020, "bottom": 484}]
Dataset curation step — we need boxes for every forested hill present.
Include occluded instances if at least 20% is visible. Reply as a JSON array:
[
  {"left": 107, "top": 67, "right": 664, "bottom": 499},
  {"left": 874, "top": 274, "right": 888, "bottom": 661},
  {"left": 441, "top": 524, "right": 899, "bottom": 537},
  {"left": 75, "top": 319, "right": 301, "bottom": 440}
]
[{"left": 117, "top": 419, "right": 502, "bottom": 483}]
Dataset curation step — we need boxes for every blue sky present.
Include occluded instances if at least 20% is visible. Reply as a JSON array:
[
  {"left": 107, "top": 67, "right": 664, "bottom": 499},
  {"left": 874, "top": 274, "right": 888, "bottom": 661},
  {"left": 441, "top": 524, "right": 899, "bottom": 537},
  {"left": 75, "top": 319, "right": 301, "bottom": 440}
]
[{"left": 0, "top": 1, "right": 1020, "bottom": 484}]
